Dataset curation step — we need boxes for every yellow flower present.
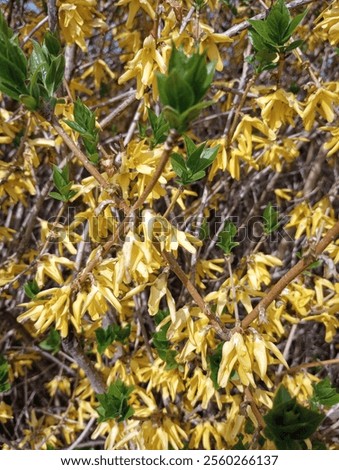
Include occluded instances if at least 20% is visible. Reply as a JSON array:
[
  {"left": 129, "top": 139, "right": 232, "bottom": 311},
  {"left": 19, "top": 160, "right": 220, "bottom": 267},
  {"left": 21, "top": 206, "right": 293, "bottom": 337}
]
[
  {"left": 246, "top": 253, "right": 282, "bottom": 290},
  {"left": 285, "top": 198, "right": 334, "bottom": 239},
  {"left": 257, "top": 89, "right": 303, "bottom": 130},
  {"left": 218, "top": 331, "right": 288, "bottom": 388},
  {"left": 322, "top": 126, "right": 339, "bottom": 156},
  {"left": 304, "top": 313, "right": 339, "bottom": 342},
  {"left": 0, "top": 402, "right": 13, "bottom": 423},
  {"left": 302, "top": 85, "right": 339, "bottom": 131},
  {"left": 118, "top": 35, "right": 166, "bottom": 99},
  {"left": 315, "top": 1, "right": 339, "bottom": 45},
  {"left": 116, "top": 0, "right": 155, "bottom": 29},
  {"left": 80, "top": 59, "right": 116, "bottom": 90},
  {"left": 58, "top": 0, "right": 107, "bottom": 51},
  {"left": 18, "top": 286, "right": 72, "bottom": 337}
]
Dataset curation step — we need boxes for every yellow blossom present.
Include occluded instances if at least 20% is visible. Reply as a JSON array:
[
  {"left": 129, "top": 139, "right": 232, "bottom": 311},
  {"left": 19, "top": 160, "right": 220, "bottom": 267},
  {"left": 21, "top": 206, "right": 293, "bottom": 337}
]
[
  {"left": 58, "top": 0, "right": 106, "bottom": 51},
  {"left": 315, "top": 1, "right": 339, "bottom": 45},
  {"left": 0, "top": 402, "right": 13, "bottom": 423},
  {"left": 257, "top": 89, "right": 303, "bottom": 130},
  {"left": 116, "top": 0, "right": 155, "bottom": 29},
  {"left": 302, "top": 85, "right": 339, "bottom": 131},
  {"left": 118, "top": 35, "right": 166, "bottom": 99}
]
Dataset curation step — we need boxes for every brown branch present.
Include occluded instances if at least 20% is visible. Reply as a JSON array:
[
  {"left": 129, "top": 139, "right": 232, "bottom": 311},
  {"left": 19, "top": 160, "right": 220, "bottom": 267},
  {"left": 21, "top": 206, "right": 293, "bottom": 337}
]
[
  {"left": 282, "top": 358, "right": 339, "bottom": 376},
  {"left": 47, "top": 0, "right": 58, "bottom": 34},
  {"left": 222, "top": 0, "right": 315, "bottom": 38},
  {"left": 62, "top": 332, "right": 106, "bottom": 394},
  {"left": 244, "top": 387, "right": 266, "bottom": 429},
  {"left": 161, "top": 250, "right": 232, "bottom": 340},
  {"left": 241, "top": 221, "right": 339, "bottom": 329},
  {"left": 52, "top": 119, "right": 110, "bottom": 189}
]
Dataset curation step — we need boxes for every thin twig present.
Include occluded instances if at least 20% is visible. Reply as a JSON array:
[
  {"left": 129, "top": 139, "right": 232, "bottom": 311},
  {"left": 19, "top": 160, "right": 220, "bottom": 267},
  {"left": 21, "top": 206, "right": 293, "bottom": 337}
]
[
  {"left": 161, "top": 250, "right": 232, "bottom": 340},
  {"left": 241, "top": 221, "right": 339, "bottom": 329}
]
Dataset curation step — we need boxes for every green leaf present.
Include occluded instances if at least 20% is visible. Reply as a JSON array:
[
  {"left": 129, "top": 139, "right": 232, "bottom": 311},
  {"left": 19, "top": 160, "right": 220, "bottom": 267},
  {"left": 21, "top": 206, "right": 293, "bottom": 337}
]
[
  {"left": 95, "top": 324, "right": 130, "bottom": 354},
  {"left": 152, "top": 320, "right": 178, "bottom": 370},
  {"left": 199, "top": 218, "right": 210, "bottom": 241},
  {"left": 264, "top": 385, "right": 324, "bottom": 449},
  {"left": 266, "top": 0, "right": 291, "bottom": 45},
  {"left": 208, "top": 343, "right": 223, "bottom": 389},
  {"left": 24, "top": 280, "right": 40, "bottom": 299},
  {"left": 171, "top": 152, "right": 187, "bottom": 178},
  {"left": 63, "top": 119, "right": 87, "bottom": 134},
  {"left": 0, "top": 11, "right": 13, "bottom": 40},
  {"left": 217, "top": 221, "right": 239, "bottom": 254},
  {"left": 44, "top": 31, "right": 62, "bottom": 56},
  {"left": 283, "top": 10, "right": 307, "bottom": 40},
  {"left": 45, "top": 54, "right": 65, "bottom": 95},
  {"left": 19, "top": 94, "right": 38, "bottom": 110},
  {"left": 49, "top": 191, "right": 67, "bottom": 201},
  {"left": 187, "top": 143, "right": 219, "bottom": 174},
  {"left": 248, "top": 28, "right": 275, "bottom": 52},
  {"left": 96, "top": 380, "right": 134, "bottom": 423},
  {"left": 283, "top": 39, "right": 304, "bottom": 52},
  {"left": 0, "top": 354, "right": 10, "bottom": 393},
  {"left": 263, "top": 203, "right": 279, "bottom": 234},
  {"left": 0, "top": 79, "right": 26, "bottom": 101},
  {"left": 165, "top": 70, "right": 195, "bottom": 113},
  {"left": 154, "top": 310, "right": 170, "bottom": 326},
  {"left": 248, "top": 20, "right": 276, "bottom": 47},
  {"left": 39, "top": 329, "right": 61, "bottom": 355},
  {"left": 312, "top": 378, "right": 339, "bottom": 408},
  {"left": 52, "top": 165, "right": 68, "bottom": 190}
]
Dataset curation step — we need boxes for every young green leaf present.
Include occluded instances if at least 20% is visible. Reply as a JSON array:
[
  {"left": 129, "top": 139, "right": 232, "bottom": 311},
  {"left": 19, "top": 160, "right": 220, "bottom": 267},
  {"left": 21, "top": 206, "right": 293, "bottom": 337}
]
[
  {"left": 152, "top": 314, "right": 178, "bottom": 370},
  {"left": 0, "top": 354, "right": 10, "bottom": 393},
  {"left": 49, "top": 165, "right": 77, "bottom": 202},
  {"left": 263, "top": 203, "right": 279, "bottom": 234},
  {"left": 24, "top": 280, "right": 40, "bottom": 299},
  {"left": 64, "top": 99, "right": 99, "bottom": 164},
  {"left": 208, "top": 343, "right": 223, "bottom": 389},
  {"left": 95, "top": 324, "right": 130, "bottom": 354},
  {"left": 157, "top": 46, "right": 215, "bottom": 132},
  {"left": 217, "top": 221, "right": 239, "bottom": 255},
  {"left": 39, "top": 329, "right": 61, "bottom": 355},
  {"left": 264, "top": 385, "right": 324, "bottom": 449},
  {"left": 199, "top": 218, "right": 210, "bottom": 241},
  {"left": 96, "top": 380, "right": 134, "bottom": 422},
  {"left": 147, "top": 108, "right": 169, "bottom": 147},
  {"left": 312, "top": 378, "right": 339, "bottom": 408}
]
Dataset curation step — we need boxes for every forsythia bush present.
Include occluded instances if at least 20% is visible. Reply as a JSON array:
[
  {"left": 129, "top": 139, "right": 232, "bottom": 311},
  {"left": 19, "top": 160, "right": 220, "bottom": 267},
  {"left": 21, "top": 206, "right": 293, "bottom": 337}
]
[{"left": 0, "top": 0, "right": 338, "bottom": 450}]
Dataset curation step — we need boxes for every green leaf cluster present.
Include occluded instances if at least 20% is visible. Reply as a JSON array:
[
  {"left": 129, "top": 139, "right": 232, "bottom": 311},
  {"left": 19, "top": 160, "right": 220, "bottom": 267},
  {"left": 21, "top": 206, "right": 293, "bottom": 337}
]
[
  {"left": 263, "top": 203, "right": 279, "bottom": 234},
  {"left": 49, "top": 165, "right": 77, "bottom": 202},
  {"left": 24, "top": 279, "right": 40, "bottom": 299},
  {"left": 95, "top": 324, "right": 131, "bottom": 354},
  {"left": 39, "top": 329, "right": 61, "bottom": 355},
  {"left": 157, "top": 46, "right": 215, "bottom": 132},
  {"left": 264, "top": 385, "right": 324, "bottom": 449},
  {"left": 217, "top": 221, "right": 239, "bottom": 255},
  {"left": 152, "top": 311, "right": 178, "bottom": 370},
  {"left": 64, "top": 99, "right": 99, "bottom": 164},
  {"left": 96, "top": 380, "right": 134, "bottom": 422},
  {"left": 27, "top": 32, "right": 65, "bottom": 110},
  {"left": 171, "top": 136, "right": 219, "bottom": 185},
  {"left": 0, "top": 11, "right": 64, "bottom": 113},
  {"left": 248, "top": 0, "right": 307, "bottom": 72},
  {"left": 0, "top": 354, "right": 10, "bottom": 393},
  {"left": 147, "top": 108, "right": 170, "bottom": 148},
  {"left": 0, "top": 11, "right": 28, "bottom": 101},
  {"left": 311, "top": 378, "right": 339, "bottom": 408}
]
